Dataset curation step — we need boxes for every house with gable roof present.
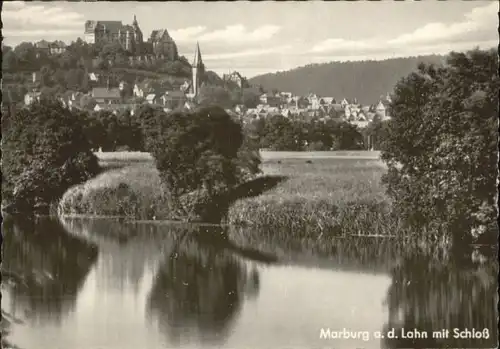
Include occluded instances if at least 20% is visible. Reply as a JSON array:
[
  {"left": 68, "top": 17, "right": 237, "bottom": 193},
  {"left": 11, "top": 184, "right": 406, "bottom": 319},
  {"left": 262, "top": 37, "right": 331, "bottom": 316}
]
[{"left": 92, "top": 87, "right": 121, "bottom": 104}]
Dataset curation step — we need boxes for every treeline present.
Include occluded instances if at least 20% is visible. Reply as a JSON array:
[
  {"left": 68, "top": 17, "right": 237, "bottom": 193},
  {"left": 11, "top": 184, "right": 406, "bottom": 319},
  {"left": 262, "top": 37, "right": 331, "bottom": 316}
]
[
  {"left": 1, "top": 39, "right": 193, "bottom": 103},
  {"left": 249, "top": 55, "right": 446, "bottom": 104},
  {"left": 69, "top": 104, "right": 382, "bottom": 152},
  {"left": 246, "top": 114, "right": 374, "bottom": 151}
]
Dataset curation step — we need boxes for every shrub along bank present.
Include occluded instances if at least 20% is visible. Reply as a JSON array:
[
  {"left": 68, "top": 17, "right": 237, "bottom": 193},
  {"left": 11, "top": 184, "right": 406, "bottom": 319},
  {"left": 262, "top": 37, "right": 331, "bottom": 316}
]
[{"left": 2, "top": 99, "right": 100, "bottom": 214}]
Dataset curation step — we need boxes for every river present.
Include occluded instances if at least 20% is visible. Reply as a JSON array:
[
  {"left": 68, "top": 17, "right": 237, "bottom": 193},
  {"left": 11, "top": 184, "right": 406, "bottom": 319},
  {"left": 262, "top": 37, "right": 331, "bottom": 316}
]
[{"left": 1, "top": 216, "right": 497, "bottom": 349}]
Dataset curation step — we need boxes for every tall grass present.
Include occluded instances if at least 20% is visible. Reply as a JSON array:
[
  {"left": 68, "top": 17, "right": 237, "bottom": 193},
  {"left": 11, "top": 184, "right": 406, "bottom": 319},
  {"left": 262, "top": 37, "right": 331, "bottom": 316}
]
[
  {"left": 59, "top": 163, "right": 172, "bottom": 219},
  {"left": 59, "top": 155, "right": 409, "bottom": 240},
  {"left": 227, "top": 158, "right": 403, "bottom": 237}
]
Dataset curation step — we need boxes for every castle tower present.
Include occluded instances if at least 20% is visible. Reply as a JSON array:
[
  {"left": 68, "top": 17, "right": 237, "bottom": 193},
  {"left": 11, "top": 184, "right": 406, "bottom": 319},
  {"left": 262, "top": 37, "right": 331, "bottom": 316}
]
[
  {"left": 131, "top": 14, "right": 143, "bottom": 55},
  {"left": 191, "top": 42, "right": 205, "bottom": 97}
]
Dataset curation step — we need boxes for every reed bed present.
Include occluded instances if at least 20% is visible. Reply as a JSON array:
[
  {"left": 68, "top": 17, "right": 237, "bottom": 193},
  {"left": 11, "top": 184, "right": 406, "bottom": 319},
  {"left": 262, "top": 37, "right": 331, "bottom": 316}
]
[{"left": 227, "top": 158, "right": 399, "bottom": 237}]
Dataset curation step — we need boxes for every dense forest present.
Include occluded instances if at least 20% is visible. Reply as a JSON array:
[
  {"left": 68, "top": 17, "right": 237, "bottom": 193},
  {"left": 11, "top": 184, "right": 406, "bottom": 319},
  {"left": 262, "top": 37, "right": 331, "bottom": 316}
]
[{"left": 249, "top": 55, "right": 446, "bottom": 105}]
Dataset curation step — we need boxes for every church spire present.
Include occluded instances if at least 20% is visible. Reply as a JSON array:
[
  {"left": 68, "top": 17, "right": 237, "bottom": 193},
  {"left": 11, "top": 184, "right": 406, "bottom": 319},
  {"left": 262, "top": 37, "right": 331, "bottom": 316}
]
[
  {"left": 133, "top": 14, "right": 138, "bottom": 26},
  {"left": 191, "top": 42, "right": 205, "bottom": 97},
  {"left": 192, "top": 42, "right": 203, "bottom": 67}
]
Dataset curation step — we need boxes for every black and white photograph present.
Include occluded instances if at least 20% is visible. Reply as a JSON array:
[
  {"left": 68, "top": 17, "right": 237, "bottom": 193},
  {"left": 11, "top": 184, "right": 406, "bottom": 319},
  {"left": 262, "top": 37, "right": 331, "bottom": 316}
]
[{"left": 1, "top": 1, "right": 498, "bottom": 349}]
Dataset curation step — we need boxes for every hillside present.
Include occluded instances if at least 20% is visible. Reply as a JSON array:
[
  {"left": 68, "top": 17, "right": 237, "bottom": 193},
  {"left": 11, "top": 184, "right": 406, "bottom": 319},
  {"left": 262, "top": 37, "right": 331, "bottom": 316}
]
[{"left": 249, "top": 55, "right": 446, "bottom": 105}]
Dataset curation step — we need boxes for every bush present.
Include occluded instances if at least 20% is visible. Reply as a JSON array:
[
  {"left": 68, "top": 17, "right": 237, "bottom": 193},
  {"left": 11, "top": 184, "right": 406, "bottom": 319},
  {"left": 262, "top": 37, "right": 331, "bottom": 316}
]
[
  {"left": 144, "top": 106, "right": 260, "bottom": 219},
  {"left": 2, "top": 99, "right": 100, "bottom": 213},
  {"left": 380, "top": 49, "right": 498, "bottom": 247}
]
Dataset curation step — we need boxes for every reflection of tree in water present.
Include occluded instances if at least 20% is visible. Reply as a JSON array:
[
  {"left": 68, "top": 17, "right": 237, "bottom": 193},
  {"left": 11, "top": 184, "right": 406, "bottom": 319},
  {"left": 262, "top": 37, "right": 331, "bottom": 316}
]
[
  {"left": 2, "top": 216, "right": 98, "bottom": 324},
  {"left": 383, "top": 247, "right": 498, "bottom": 348},
  {"left": 60, "top": 217, "right": 166, "bottom": 294},
  {"left": 146, "top": 225, "right": 266, "bottom": 346}
]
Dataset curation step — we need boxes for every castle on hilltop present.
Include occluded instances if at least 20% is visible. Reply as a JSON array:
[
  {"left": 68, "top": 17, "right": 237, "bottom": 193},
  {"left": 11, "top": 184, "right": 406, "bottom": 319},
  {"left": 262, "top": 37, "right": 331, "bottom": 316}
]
[
  {"left": 84, "top": 16, "right": 143, "bottom": 53},
  {"left": 83, "top": 15, "right": 207, "bottom": 99},
  {"left": 84, "top": 15, "right": 178, "bottom": 59}
]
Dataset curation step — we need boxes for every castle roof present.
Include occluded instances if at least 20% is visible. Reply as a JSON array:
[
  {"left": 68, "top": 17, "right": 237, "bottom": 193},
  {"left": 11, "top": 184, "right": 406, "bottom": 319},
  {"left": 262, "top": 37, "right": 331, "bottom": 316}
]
[
  {"left": 98, "top": 21, "right": 124, "bottom": 33},
  {"left": 150, "top": 29, "right": 172, "bottom": 41},
  {"left": 85, "top": 20, "right": 142, "bottom": 35}
]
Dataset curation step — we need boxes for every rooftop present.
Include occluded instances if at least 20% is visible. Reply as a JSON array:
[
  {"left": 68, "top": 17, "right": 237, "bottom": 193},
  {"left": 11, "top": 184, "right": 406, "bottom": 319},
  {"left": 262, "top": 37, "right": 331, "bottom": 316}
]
[{"left": 92, "top": 87, "right": 121, "bottom": 99}]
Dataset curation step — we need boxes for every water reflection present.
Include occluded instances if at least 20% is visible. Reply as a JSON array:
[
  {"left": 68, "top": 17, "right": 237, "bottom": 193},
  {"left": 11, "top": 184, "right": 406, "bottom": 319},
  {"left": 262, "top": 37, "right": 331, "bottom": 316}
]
[
  {"left": 2, "top": 216, "right": 498, "bottom": 349},
  {"left": 146, "top": 225, "right": 263, "bottom": 346},
  {"left": 59, "top": 218, "right": 165, "bottom": 294},
  {"left": 2, "top": 216, "right": 98, "bottom": 324},
  {"left": 383, "top": 246, "right": 498, "bottom": 348}
]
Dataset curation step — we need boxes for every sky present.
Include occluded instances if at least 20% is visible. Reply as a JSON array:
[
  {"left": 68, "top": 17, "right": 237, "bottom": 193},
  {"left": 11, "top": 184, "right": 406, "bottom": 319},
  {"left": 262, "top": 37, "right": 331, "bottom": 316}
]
[{"left": 2, "top": 1, "right": 498, "bottom": 78}]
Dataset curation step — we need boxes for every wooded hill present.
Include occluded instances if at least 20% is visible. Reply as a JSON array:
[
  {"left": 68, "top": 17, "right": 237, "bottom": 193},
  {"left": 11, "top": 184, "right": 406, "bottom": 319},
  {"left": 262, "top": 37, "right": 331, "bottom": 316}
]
[{"left": 249, "top": 55, "right": 446, "bottom": 105}]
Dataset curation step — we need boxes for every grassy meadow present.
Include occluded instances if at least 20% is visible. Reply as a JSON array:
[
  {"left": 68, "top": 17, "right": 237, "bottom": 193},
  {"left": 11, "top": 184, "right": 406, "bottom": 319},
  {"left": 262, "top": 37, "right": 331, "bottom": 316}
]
[{"left": 59, "top": 151, "right": 410, "bottom": 240}]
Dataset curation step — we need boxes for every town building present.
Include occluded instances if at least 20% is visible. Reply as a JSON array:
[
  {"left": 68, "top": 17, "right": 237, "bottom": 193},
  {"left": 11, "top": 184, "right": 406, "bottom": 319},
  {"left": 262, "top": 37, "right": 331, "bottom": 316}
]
[
  {"left": 34, "top": 40, "right": 50, "bottom": 55},
  {"left": 34, "top": 40, "right": 67, "bottom": 57},
  {"left": 307, "top": 93, "right": 321, "bottom": 110},
  {"left": 162, "top": 90, "right": 187, "bottom": 110},
  {"left": 24, "top": 91, "right": 41, "bottom": 106},
  {"left": 259, "top": 92, "right": 281, "bottom": 107},
  {"left": 147, "top": 29, "right": 178, "bottom": 60},
  {"left": 49, "top": 41, "right": 67, "bottom": 55},
  {"left": 91, "top": 86, "right": 121, "bottom": 104},
  {"left": 223, "top": 71, "right": 248, "bottom": 89}
]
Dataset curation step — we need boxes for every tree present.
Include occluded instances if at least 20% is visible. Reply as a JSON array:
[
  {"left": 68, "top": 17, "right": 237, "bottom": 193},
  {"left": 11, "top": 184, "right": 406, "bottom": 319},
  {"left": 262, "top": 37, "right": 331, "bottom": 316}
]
[
  {"left": 96, "top": 110, "right": 122, "bottom": 151},
  {"left": 117, "top": 109, "right": 143, "bottom": 151},
  {"left": 197, "top": 85, "right": 233, "bottom": 109},
  {"left": 241, "top": 88, "right": 260, "bottom": 108},
  {"left": 14, "top": 42, "right": 37, "bottom": 70},
  {"left": 380, "top": 48, "right": 498, "bottom": 248},
  {"left": 2, "top": 50, "right": 18, "bottom": 72},
  {"left": 40, "top": 65, "right": 54, "bottom": 86},
  {"left": 332, "top": 121, "right": 364, "bottom": 150},
  {"left": 363, "top": 119, "right": 389, "bottom": 150},
  {"left": 305, "top": 120, "right": 335, "bottom": 150},
  {"left": 145, "top": 106, "right": 259, "bottom": 220},
  {"left": 158, "top": 60, "right": 190, "bottom": 77},
  {"left": 80, "top": 110, "right": 106, "bottom": 150},
  {"left": 260, "top": 115, "right": 304, "bottom": 151},
  {"left": 2, "top": 99, "right": 100, "bottom": 213},
  {"left": 100, "top": 42, "right": 127, "bottom": 62},
  {"left": 136, "top": 104, "right": 166, "bottom": 151},
  {"left": 80, "top": 95, "right": 97, "bottom": 111}
]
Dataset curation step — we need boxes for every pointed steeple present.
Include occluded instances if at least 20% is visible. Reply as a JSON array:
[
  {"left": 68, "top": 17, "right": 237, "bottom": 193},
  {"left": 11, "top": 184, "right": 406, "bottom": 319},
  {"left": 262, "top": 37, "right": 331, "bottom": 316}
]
[
  {"left": 133, "top": 15, "right": 138, "bottom": 26},
  {"left": 192, "top": 42, "right": 203, "bottom": 67}
]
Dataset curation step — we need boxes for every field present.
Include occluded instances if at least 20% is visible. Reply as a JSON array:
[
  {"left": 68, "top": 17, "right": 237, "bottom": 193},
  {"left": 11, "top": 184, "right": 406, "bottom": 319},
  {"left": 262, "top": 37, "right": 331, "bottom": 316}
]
[
  {"left": 59, "top": 151, "right": 405, "bottom": 241},
  {"left": 95, "top": 150, "right": 381, "bottom": 166}
]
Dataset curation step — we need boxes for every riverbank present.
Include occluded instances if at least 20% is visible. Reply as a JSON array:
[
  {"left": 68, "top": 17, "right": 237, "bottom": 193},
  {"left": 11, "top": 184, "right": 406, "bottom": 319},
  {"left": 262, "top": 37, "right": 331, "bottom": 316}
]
[{"left": 58, "top": 152, "right": 407, "bottom": 238}]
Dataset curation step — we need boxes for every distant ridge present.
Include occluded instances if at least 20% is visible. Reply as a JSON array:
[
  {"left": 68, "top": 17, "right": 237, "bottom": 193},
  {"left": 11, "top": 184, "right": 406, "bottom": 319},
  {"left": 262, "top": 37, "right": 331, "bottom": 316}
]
[{"left": 249, "top": 55, "right": 446, "bottom": 105}]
